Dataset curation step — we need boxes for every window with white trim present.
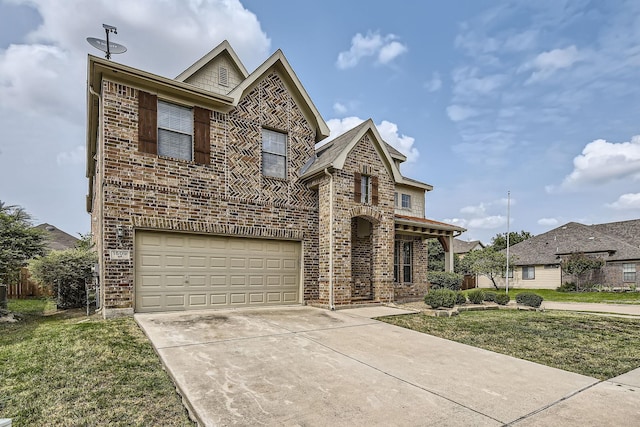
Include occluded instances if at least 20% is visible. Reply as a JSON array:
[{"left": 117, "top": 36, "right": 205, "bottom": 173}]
[
  {"left": 522, "top": 266, "right": 535, "bottom": 280},
  {"left": 262, "top": 129, "right": 287, "bottom": 179},
  {"left": 157, "top": 100, "right": 193, "bottom": 161},
  {"left": 401, "top": 194, "right": 411, "bottom": 209},
  {"left": 623, "top": 263, "right": 636, "bottom": 282}
]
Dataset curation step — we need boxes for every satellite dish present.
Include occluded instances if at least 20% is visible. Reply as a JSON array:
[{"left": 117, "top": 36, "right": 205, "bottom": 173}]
[
  {"left": 86, "top": 37, "right": 127, "bottom": 55},
  {"left": 86, "top": 24, "right": 127, "bottom": 60}
]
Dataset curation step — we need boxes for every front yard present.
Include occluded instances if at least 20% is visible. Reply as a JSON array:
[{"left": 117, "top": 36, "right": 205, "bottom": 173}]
[
  {"left": 0, "top": 299, "right": 193, "bottom": 426},
  {"left": 469, "top": 288, "right": 640, "bottom": 304},
  {"left": 380, "top": 310, "right": 640, "bottom": 380}
]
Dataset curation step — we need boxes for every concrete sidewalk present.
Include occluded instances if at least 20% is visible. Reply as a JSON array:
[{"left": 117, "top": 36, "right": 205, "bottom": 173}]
[
  {"left": 135, "top": 306, "right": 640, "bottom": 426},
  {"left": 543, "top": 301, "right": 640, "bottom": 317}
]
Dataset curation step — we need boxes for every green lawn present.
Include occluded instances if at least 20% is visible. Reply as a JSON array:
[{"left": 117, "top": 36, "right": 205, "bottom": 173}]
[
  {"left": 380, "top": 310, "right": 640, "bottom": 380},
  {"left": 467, "top": 288, "right": 640, "bottom": 304},
  {"left": 0, "top": 299, "right": 193, "bottom": 426}
]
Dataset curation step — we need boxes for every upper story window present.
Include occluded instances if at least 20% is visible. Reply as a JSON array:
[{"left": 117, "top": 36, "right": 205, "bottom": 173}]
[
  {"left": 361, "top": 175, "right": 371, "bottom": 204},
  {"left": 138, "top": 91, "right": 210, "bottom": 165},
  {"left": 158, "top": 101, "right": 193, "bottom": 161},
  {"left": 394, "top": 192, "right": 398, "bottom": 207},
  {"left": 262, "top": 128, "right": 287, "bottom": 179},
  {"left": 401, "top": 194, "right": 412, "bottom": 209}
]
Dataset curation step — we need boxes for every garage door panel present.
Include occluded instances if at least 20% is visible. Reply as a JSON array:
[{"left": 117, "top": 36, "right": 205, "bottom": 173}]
[{"left": 135, "top": 232, "right": 300, "bottom": 312}]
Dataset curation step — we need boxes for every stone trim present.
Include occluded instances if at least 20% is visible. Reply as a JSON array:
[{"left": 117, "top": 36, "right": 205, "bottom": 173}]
[
  {"left": 131, "top": 216, "right": 304, "bottom": 240},
  {"left": 349, "top": 205, "right": 383, "bottom": 224}
]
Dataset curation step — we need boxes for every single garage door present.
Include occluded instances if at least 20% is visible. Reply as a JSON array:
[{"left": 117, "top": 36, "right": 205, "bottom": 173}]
[{"left": 135, "top": 231, "right": 301, "bottom": 313}]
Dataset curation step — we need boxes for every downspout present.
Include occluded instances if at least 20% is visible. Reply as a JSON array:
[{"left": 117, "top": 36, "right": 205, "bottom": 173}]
[
  {"left": 88, "top": 85, "right": 103, "bottom": 312},
  {"left": 324, "top": 168, "right": 335, "bottom": 310}
]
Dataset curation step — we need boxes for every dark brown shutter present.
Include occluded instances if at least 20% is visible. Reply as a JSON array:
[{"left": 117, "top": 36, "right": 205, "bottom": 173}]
[
  {"left": 138, "top": 91, "right": 157, "bottom": 154},
  {"left": 371, "top": 176, "right": 379, "bottom": 205},
  {"left": 354, "top": 172, "right": 362, "bottom": 203},
  {"left": 193, "top": 106, "right": 211, "bottom": 165}
]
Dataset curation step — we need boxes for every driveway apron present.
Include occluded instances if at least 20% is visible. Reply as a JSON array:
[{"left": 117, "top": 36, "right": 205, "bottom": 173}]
[{"left": 136, "top": 306, "right": 610, "bottom": 426}]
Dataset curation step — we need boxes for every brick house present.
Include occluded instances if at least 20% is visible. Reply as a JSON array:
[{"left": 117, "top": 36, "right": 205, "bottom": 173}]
[{"left": 86, "top": 41, "right": 465, "bottom": 317}]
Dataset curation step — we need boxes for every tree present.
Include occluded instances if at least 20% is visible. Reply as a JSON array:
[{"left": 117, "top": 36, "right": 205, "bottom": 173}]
[
  {"left": 457, "top": 246, "right": 515, "bottom": 290},
  {"left": 561, "top": 252, "right": 604, "bottom": 291},
  {"left": 427, "top": 239, "right": 460, "bottom": 272},
  {"left": 29, "top": 247, "right": 97, "bottom": 309},
  {"left": 491, "top": 230, "right": 533, "bottom": 251},
  {"left": 0, "top": 201, "right": 47, "bottom": 286}
]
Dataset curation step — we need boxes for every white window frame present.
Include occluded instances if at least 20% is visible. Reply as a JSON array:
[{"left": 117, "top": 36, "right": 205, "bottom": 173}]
[
  {"left": 623, "top": 263, "right": 636, "bottom": 282},
  {"left": 262, "top": 128, "right": 287, "bottom": 179},
  {"left": 157, "top": 100, "right": 193, "bottom": 161},
  {"left": 361, "top": 175, "right": 371, "bottom": 204},
  {"left": 522, "top": 266, "right": 535, "bottom": 280},
  {"left": 401, "top": 194, "right": 411, "bottom": 209}
]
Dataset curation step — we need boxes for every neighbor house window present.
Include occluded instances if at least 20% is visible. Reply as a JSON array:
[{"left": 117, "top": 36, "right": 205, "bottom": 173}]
[
  {"left": 401, "top": 194, "right": 411, "bottom": 209},
  {"left": 502, "top": 268, "right": 514, "bottom": 278},
  {"left": 623, "top": 263, "right": 636, "bottom": 282},
  {"left": 361, "top": 175, "right": 371, "bottom": 204},
  {"left": 262, "top": 129, "right": 287, "bottom": 179},
  {"left": 157, "top": 100, "right": 193, "bottom": 161},
  {"left": 403, "top": 241, "right": 412, "bottom": 283},
  {"left": 522, "top": 266, "right": 535, "bottom": 280}
]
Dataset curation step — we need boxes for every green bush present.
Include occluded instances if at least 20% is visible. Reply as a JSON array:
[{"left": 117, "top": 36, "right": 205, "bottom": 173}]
[
  {"left": 424, "top": 289, "right": 457, "bottom": 309},
  {"left": 557, "top": 282, "right": 576, "bottom": 292},
  {"left": 483, "top": 291, "right": 497, "bottom": 302},
  {"left": 456, "top": 291, "right": 467, "bottom": 305},
  {"left": 495, "top": 293, "right": 510, "bottom": 305},
  {"left": 516, "top": 292, "right": 544, "bottom": 308},
  {"left": 467, "top": 289, "right": 485, "bottom": 304},
  {"left": 427, "top": 271, "right": 463, "bottom": 291}
]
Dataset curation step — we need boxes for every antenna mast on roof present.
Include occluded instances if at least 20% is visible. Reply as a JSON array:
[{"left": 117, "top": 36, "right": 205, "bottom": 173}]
[{"left": 86, "top": 24, "right": 127, "bottom": 60}]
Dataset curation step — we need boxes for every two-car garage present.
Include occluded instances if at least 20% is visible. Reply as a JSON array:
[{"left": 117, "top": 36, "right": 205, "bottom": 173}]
[{"left": 135, "top": 231, "right": 301, "bottom": 313}]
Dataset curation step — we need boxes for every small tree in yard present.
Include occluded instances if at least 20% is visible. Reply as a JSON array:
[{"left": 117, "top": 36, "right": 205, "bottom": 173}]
[
  {"left": 561, "top": 252, "right": 604, "bottom": 292},
  {"left": 29, "top": 247, "right": 97, "bottom": 309},
  {"left": 458, "top": 246, "right": 515, "bottom": 290}
]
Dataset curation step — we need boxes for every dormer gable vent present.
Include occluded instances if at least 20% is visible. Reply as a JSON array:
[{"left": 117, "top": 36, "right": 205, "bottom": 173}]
[{"left": 219, "top": 66, "right": 229, "bottom": 87}]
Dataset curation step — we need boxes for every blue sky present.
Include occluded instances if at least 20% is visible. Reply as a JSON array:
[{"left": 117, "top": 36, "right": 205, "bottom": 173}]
[{"left": 1, "top": 0, "right": 639, "bottom": 244}]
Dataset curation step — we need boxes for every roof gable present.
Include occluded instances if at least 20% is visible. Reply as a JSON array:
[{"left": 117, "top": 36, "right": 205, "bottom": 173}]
[
  {"left": 34, "top": 223, "right": 79, "bottom": 251},
  {"left": 227, "top": 49, "right": 329, "bottom": 142},
  {"left": 175, "top": 40, "right": 248, "bottom": 85}
]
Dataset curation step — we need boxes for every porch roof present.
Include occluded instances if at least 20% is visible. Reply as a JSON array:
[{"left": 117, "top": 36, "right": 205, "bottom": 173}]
[{"left": 394, "top": 214, "right": 466, "bottom": 238}]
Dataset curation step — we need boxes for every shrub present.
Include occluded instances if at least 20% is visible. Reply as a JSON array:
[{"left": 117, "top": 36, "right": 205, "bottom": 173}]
[
  {"left": 467, "top": 289, "right": 485, "bottom": 304},
  {"left": 456, "top": 291, "right": 467, "bottom": 305},
  {"left": 516, "top": 292, "right": 543, "bottom": 308},
  {"left": 483, "top": 291, "right": 497, "bottom": 302},
  {"left": 557, "top": 282, "right": 576, "bottom": 292},
  {"left": 495, "top": 293, "right": 510, "bottom": 305},
  {"left": 427, "top": 271, "right": 463, "bottom": 291},
  {"left": 424, "top": 289, "right": 457, "bottom": 309}
]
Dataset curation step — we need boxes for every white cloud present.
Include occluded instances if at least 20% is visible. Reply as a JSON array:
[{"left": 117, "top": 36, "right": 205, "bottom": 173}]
[
  {"left": 451, "top": 67, "right": 505, "bottom": 96},
  {"left": 333, "top": 102, "right": 347, "bottom": 115},
  {"left": 468, "top": 215, "right": 507, "bottom": 229},
  {"left": 521, "top": 45, "right": 581, "bottom": 83},
  {"left": 606, "top": 193, "right": 640, "bottom": 210},
  {"left": 336, "top": 31, "right": 407, "bottom": 69},
  {"left": 537, "top": 217, "right": 559, "bottom": 226},
  {"left": 324, "top": 116, "right": 419, "bottom": 162},
  {"left": 56, "top": 145, "right": 85, "bottom": 166},
  {"left": 446, "top": 105, "right": 479, "bottom": 122},
  {"left": 424, "top": 72, "right": 442, "bottom": 92},
  {"left": 558, "top": 135, "right": 640, "bottom": 190}
]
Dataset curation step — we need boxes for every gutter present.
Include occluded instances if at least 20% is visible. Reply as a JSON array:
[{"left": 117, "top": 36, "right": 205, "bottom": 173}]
[{"left": 324, "top": 168, "right": 335, "bottom": 310}]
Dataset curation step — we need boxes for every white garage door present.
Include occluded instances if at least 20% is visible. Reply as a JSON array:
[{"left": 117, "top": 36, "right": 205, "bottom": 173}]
[{"left": 135, "top": 231, "right": 301, "bottom": 313}]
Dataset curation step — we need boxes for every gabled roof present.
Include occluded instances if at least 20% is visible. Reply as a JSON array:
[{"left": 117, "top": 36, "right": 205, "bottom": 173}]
[
  {"left": 300, "top": 119, "right": 432, "bottom": 190},
  {"left": 453, "top": 239, "right": 484, "bottom": 254},
  {"left": 34, "top": 223, "right": 78, "bottom": 251},
  {"left": 227, "top": 49, "right": 329, "bottom": 142},
  {"left": 175, "top": 40, "right": 249, "bottom": 82},
  {"left": 507, "top": 220, "right": 640, "bottom": 265}
]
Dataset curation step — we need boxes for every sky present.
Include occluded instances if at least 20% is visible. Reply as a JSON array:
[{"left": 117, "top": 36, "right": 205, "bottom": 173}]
[{"left": 1, "top": 0, "right": 640, "bottom": 244}]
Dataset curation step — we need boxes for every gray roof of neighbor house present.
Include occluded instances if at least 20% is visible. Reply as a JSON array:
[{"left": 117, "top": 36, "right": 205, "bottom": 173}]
[
  {"left": 507, "top": 220, "right": 640, "bottom": 265},
  {"left": 34, "top": 223, "right": 79, "bottom": 251},
  {"left": 453, "top": 239, "right": 484, "bottom": 254}
]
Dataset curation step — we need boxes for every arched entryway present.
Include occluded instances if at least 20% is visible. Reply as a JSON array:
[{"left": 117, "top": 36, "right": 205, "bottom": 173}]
[{"left": 351, "top": 216, "right": 375, "bottom": 300}]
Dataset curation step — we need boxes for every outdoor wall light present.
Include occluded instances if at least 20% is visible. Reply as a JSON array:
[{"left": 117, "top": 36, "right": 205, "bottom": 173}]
[{"left": 116, "top": 225, "right": 124, "bottom": 239}]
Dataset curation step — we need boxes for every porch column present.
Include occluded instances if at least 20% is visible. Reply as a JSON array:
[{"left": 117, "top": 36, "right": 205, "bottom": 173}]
[{"left": 443, "top": 235, "right": 454, "bottom": 272}]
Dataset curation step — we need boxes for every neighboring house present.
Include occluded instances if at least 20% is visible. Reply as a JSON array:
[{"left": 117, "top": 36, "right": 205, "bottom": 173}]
[
  {"left": 452, "top": 239, "right": 485, "bottom": 259},
  {"left": 477, "top": 220, "right": 640, "bottom": 290},
  {"left": 12, "top": 223, "right": 78, "bottom": 298},
  {"left": 86, "top": 40, "right": 465, "bottom": 317}
]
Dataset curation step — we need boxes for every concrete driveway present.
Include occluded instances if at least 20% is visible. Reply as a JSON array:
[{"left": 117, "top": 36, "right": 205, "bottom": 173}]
[{"left": 135, "top": 306, "right": 639, "bottom": 426}]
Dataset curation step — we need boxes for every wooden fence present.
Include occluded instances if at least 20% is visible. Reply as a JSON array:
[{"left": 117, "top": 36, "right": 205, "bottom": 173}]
[{"left": 6, "top": 267, "right": 52, "bottom": 298}]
